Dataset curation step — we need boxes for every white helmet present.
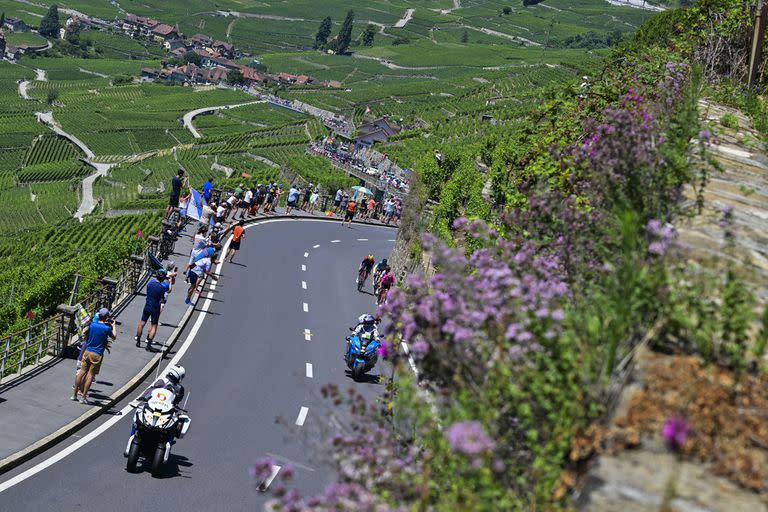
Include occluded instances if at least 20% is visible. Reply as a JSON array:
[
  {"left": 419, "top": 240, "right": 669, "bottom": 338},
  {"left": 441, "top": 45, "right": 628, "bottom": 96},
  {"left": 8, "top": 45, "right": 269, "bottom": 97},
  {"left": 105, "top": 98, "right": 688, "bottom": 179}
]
[{"left": 167, "top": 365, "right": 185, "bottom": 383}]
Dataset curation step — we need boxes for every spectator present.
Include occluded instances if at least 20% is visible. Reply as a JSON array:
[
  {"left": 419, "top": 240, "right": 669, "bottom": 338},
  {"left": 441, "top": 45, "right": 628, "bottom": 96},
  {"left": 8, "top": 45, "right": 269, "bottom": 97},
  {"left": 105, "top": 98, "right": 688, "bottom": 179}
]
[
  {"left": 286, "top": 184, "right": 300, "bottom": 214},
  {"left": 308, "top": 188, "right": 320, "bottom": 214},
  {"left": 215, "top": 202, "right": 228, "bottom": 224},
  {"left": 135, "top": 268, "right": 177, "bottom": 350},
  {"left": 224, "top": 193, "right": 238, "bottom": 220},
  {"left": 301, "top": 183, "right": 313, "bottom": 210},
  {"left": 384, "top": 199, "right": 395, "bottom": 225},
  {"left": 341, "top": 198, "right": 357, "bottom": 228},
  {"left": 334, "top": 188, "right": 343, "bottom": 214},
  {"left": 200, "top": 201, "right": 215, "bottom": 228},
  {"left": 185, "top": 247, "right": 218, "bottom": 306},
  {"left": 203, "top": 177, "right": 213, "bottom": 203},
  {"left": 238, "top": 187, "right": 253, "bottom": 219},
  {"left": 366, "top": 197, "right": 376, "bottom": 220},
  {"left": 226, "top": 220, "right": 246, "bottom": 263},
  {"left": 72, "top": 308, "right": 116, "bottom": 405},
  {"left": 263, "top": 185, "right": 275, "bottom": 214},
  {"left": 166, "top": 169, "right": 185, "bottom": 219}
]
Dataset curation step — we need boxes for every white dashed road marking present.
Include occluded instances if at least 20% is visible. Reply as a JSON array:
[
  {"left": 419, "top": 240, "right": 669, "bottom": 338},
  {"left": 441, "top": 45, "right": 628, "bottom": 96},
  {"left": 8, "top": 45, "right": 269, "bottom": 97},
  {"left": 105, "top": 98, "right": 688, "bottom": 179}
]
[
  {"left": 295, "top": 406, "right": 309, "bottom": 426},
  {"left": 257, "top": 464, "right": 282, "bottom": 492},
  {"left": 301, "top": 264, "right": 306, "bottom": 271},
  {"left": 331, "top": 240, "right": 340, "bottom": 243},
  {"left": 301, "top": 281, "right": 307, "bottom": 289},
  {"left": 357, "top": 238, "right": 368, "bottom": 241},
  {"left": 305, "top": 363, "right": 313, "bottom": 378},
  {"left": 313, "top": 244, "right": 320, "bottom": 248},
  {"left": 388, "top": 239, "right": 396, "bottom": 242},
  {"left": 303, "top": 252, "right": 309, "bottom": 258},
  {"left": 304, "top": 329, "right": 312, "bottom": 341},
  {"left": 302, "top": 302, "right": 308, "bottom": 312}
]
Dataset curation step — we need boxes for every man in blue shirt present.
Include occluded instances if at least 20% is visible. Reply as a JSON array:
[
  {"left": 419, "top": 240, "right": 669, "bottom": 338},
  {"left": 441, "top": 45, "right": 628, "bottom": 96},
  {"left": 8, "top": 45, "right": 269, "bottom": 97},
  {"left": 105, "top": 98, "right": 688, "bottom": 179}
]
[
  {"left": 286, "top": 184, "right": 300, "bottom": 214},
  {"left": 135, "top": 268, "right": 177, "bottom": 350},
  {"left": 203, "top": 177, "right": 213, "bottom": 202},
  {"left": 72, "top": 308, "right": 117, "bottom": 405}
]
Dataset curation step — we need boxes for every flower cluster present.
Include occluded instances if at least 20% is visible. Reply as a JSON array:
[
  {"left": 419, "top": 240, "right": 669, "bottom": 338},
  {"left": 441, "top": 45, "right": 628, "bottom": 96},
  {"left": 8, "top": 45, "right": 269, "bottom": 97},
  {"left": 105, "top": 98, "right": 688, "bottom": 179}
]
[
  {"left": 646, "top": 218, "right": 677, "bottom": 256},
  {"left": 445, "top": 421, "right": 496, "bottom": 457}
]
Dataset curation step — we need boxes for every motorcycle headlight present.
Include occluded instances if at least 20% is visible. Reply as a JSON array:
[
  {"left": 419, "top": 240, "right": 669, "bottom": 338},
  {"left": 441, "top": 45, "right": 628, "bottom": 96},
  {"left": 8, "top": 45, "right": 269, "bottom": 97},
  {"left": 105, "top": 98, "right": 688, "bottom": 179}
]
[{"left": 155, "top": 413, "right": 171, "bottom": 427}]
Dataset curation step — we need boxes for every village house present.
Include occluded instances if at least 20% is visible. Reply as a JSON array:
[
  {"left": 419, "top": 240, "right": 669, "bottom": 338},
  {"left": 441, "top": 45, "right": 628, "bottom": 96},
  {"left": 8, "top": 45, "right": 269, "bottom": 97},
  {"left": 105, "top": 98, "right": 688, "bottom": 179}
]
[
  {"left": 3, "top": 17, "right": 27, "bottom": 32},
  {"left": 211, "top": 40, "right": 235, "bottom": 59},
  {"left": 152, "top": 24, "right": 180, "bottom": 42},
  {"left": 165, "top": 38, "right": 187, "bottom": 51},
  {"left": 122, "top": 14, "right": 159, "bottom": 37},
  {"left": 170, "top": 47, "right": 187, "bottom": 59},
  {"left": 355, "top": 117, "right": 401, "bottom": 146},
  {"left": 190, "top": 34, "right": 212, "bottom": 49}
]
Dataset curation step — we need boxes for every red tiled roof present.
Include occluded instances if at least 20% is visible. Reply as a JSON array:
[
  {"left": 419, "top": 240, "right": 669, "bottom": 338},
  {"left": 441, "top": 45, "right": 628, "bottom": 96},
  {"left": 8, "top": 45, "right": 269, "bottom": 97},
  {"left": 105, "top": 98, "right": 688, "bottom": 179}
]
[{"left": 152, "top": 24, "right": 176, "bottom": 36}]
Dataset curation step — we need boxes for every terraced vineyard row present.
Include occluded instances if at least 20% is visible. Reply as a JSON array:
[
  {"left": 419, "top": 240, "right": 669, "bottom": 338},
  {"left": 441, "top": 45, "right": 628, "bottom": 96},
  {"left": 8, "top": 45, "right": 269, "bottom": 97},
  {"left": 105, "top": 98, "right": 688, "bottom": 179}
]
[
  {"left": 17, "top": 162, "right": 92, "bottom": 183},
  {"left": 24, "top": 135, "right": 81, "bottom": 166}
]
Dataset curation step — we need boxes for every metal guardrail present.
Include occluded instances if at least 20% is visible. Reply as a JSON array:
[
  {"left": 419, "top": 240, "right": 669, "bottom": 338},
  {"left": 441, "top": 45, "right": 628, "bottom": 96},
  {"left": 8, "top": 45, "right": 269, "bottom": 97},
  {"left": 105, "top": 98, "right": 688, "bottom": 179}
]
[{"left": 0, "top": 223, "right": 170, "bottom": 384}]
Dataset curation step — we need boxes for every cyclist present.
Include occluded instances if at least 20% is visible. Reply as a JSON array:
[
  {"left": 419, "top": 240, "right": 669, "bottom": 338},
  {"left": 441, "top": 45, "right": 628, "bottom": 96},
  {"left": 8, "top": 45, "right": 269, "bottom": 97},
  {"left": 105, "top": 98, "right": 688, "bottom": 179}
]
[
  {"left": 358, "top": 254, "right": 375, "bottom": 288},
  {"left": 378, "top": 266, "right": 395, "bottom": 304},
  {"left": 373, "top": 258, "right": 389, "bottom": 294}
]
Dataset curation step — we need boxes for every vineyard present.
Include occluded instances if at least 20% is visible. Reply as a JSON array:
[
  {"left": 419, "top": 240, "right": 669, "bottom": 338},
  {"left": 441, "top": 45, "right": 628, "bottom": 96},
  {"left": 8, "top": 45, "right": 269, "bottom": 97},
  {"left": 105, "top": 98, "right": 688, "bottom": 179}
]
[{"left": 23, "top": 135, "right": 81, "bottom": 166}]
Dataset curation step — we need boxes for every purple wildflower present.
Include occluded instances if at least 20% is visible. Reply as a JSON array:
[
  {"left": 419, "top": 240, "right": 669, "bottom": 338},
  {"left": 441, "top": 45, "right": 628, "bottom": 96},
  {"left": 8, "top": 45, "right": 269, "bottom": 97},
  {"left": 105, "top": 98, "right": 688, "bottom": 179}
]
[
  {"left": 661, "top": 416, "right": 690, "bottom": 451},
  {"left": 445, "top": 421, "right": 495, "bottom": 456}
]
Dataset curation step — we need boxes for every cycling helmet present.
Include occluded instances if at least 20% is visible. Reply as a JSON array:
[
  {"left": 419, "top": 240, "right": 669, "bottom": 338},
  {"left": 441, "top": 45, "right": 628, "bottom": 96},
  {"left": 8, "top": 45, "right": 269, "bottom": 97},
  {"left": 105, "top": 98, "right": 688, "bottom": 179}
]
[
  {"left": 167, "top": 365, "right": 185, "bottom": 383},
  {"left": 155, "top": 268, "right": 168, "bottom": 279},
  {"left": 362, "top": 314, "right": 376, "bottom": 326},
  {"left": 367, "top": 254, "right": 374, "bottom": 260},
  {"left": 381, "top": 258, "right": 388, "bottom": 265}
]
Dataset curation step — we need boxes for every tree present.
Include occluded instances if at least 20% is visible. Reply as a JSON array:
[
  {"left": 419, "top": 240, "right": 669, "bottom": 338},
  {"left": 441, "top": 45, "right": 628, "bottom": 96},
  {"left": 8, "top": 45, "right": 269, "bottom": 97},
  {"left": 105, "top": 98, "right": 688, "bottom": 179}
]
[
  {"left": 502, "top": 6, "right": 512, "bottom": 14},
  {"left": 39, "top": 4, "right": 61, "bottom": 38},
  {"left": 335, "top": 10, "right": 354, "bottom": 54},
  {"left": 226, "top": 69, "right": 246, "bottom": 85},
  {"left": 184, "top": 51, "right": 202, "bottom": 66},
  {"left": 314, "top": 16, "right": 332, "bottom": 49},
  {"left": 46, "top": 89, "right": 59, "bottom": 105},
  {"left": 1, "top": 12, "right": 6, "bottom": 29},
  {"left": 362, "top": 23, "right": 375, "bottom": 47},
  {"left": 461, "top": 30, "right": 469, "bottom": 43}
]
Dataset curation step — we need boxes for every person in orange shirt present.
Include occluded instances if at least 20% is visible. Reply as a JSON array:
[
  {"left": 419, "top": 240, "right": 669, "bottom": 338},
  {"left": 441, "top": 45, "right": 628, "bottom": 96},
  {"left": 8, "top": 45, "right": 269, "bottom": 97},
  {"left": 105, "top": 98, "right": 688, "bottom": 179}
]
[
  {"left": 226, "top": 220, "right": 246, "bottom": 263},
  {"left": 341, "top": 199, "right": 357, "bottom": 228}
]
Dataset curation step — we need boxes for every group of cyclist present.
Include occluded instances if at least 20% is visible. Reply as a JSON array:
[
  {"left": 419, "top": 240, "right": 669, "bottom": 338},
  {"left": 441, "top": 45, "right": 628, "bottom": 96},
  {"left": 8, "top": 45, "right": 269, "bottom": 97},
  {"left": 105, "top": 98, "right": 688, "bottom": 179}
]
[{"left": 358, "top": 254, "right": 395, "bottom": 304}]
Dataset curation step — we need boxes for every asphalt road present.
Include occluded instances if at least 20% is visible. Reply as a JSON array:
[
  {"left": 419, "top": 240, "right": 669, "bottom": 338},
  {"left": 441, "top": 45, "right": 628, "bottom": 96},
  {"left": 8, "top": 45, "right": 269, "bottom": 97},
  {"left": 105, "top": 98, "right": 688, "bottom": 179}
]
[{"left": 0, "top": 219, "right": 395, "bottom": 511}]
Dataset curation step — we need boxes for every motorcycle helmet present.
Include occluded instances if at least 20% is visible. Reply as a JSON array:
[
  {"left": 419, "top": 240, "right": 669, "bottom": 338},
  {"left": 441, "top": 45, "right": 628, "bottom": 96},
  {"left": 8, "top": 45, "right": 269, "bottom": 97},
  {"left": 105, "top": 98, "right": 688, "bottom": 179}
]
[
  {"left": 167, "top": 365, "right": 185, "bottom": 383},
  {"left": 362, "top": 314, "right": 376, "bottom": 327}
]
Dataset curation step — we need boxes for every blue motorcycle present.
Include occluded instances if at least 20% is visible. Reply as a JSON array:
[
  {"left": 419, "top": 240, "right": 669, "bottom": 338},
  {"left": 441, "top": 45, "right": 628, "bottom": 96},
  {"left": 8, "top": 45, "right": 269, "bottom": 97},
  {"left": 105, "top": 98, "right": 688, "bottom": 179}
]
[{"left": 345, "top": 333, "right": 380, "bottom": 381}]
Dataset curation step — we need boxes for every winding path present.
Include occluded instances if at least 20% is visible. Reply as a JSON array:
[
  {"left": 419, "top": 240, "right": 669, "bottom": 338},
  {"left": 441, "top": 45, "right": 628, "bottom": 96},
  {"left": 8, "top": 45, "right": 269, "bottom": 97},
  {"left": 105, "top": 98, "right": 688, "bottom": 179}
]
[
  {"left": 182, "top": 100, "right": 264, "bottom": 139},
  {"left": 0, "top": 219, "right": 397, "bottom": 508},
  {"left": 18, "top": 69, "right": 47, "bottom": 100},
  {"left": 36, "top": 111, "right": 116, "bottom": 220},
  {"left": 393, "top": 8, "right": 415, "bottom": 28}
]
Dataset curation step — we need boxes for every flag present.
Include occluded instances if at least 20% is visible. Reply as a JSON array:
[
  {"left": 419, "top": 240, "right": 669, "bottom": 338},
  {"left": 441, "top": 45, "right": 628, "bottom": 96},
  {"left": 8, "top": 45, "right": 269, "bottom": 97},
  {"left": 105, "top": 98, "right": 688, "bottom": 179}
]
[{"left": 185, "top": 187, "right": 205, "bottom": 221}]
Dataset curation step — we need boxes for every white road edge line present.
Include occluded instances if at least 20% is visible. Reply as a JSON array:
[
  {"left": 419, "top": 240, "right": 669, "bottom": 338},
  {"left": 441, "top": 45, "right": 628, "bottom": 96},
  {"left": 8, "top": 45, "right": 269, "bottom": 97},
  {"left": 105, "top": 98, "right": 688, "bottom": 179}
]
[
  {"left": 295, "top": 406, "right": 309, "bottom": 426},
  {"left": 313, "top": 244, "right": 320, "bottom": 248},
  {"left": 258, "top": 464, "right": 282, "bottom": 492},
  {"left": 302, "top": 302, "right": 309, "bottom": 312},
  {"left": 0, "top": 217, "right": 394, "bottom": 493},
  {"left": 301, "top": 281, "right": 307, "bottom": 290},
  {"left": 301, "top": 264, "right": 306, "bottom": 271},
  {"left": 305, "top": 363, "right": 313, "bottom": 378}
]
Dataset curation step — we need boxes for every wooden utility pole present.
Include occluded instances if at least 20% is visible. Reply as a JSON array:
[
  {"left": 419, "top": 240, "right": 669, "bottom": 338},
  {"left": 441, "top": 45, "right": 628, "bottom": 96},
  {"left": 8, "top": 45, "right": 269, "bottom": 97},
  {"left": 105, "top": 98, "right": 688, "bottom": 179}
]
[{"left": 748, "top": 0, "right": 767, "bottom": 89}]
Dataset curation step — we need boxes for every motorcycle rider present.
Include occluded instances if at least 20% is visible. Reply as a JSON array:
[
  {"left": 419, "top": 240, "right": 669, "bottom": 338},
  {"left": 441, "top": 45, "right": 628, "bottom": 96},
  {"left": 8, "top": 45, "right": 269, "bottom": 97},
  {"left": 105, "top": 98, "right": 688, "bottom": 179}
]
[
  {"left": 125, "top": 365, "right": 187, "bottom": 456},
  {"left": 346, "top": 314, "right": 379, "bottom": 361},
  {"left": 130, "top": 365, "right": 186, "bottom": 408}
]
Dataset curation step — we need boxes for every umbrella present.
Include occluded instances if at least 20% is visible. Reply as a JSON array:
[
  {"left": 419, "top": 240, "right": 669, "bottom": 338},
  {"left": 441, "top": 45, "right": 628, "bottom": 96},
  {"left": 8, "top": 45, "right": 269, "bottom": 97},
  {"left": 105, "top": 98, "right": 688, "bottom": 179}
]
[{"left": 352, "top": 186, "right": 374, "bottom": 195}]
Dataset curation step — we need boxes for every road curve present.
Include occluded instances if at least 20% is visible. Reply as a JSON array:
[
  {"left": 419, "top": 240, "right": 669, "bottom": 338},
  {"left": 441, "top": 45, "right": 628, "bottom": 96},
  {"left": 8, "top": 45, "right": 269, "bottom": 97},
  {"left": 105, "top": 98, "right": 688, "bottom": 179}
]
[
  {"left": 0, "top": 219, "right": 396, "bottom": 510},
  {"left": 183, "top": 100, "right": 264, "bottom": 139}
]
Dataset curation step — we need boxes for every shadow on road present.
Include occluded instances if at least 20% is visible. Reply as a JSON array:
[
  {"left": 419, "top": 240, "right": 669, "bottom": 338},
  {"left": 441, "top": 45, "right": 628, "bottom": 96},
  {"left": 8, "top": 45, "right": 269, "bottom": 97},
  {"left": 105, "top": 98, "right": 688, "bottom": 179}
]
[{"left": 343, "top": 370, "right": 383, "bottom": 385}]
